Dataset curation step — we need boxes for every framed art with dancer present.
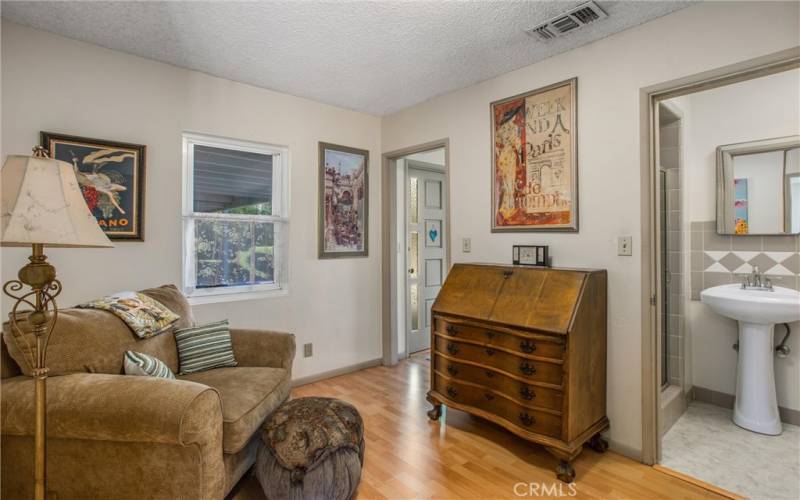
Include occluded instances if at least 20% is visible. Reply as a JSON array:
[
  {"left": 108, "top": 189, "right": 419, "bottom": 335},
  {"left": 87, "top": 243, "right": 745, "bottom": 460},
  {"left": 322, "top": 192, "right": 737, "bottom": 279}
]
[
  {"left": 490, "top": 78, "right": 578, "bottom": 232},
  {"left": 41, "top": 131, "right": 146, "bottom": 240}
]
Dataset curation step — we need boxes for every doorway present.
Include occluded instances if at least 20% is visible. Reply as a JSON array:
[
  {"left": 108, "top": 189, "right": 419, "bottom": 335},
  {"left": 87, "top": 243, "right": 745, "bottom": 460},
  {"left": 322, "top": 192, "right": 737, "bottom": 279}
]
[
  {"left": 642, "top": 49, "right": 800, "bottom": 498},
  {"left": 381, "top": 140, "right": 450, "bottom": 365}
]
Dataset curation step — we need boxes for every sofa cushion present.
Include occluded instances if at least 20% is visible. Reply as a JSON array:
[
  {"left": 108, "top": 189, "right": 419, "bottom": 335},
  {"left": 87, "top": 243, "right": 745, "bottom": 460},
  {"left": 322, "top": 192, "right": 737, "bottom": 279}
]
[
  {"left": 179, "top": 367, "right": 290, "bottom": 454},
  {"left": 2, "top": 284, "right": 188, "bottom": 376},
  {"left": 124, "top": 351, "right": 176, "bottom": 379},
  {"left": 175, "top": 320, "right": 238, "bottom": 374}
]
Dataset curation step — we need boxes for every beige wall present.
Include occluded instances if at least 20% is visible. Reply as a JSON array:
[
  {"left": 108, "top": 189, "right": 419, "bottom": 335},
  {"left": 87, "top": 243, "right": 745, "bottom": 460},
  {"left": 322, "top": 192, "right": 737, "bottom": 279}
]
[
  {"left": 381, "top": 2, "right": 800, "bottom": 455},
  {"left": 0, "top": 21, "right": 383, "bottom": 380}
]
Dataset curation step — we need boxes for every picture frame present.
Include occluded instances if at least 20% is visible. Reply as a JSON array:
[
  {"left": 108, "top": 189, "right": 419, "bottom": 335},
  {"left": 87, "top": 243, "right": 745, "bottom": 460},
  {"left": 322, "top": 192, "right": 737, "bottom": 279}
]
[
  {"left": 490, "top": 77, "right": 578, "bottom": 232},
  {"left": 41, "top": 131, "right": 146, "bottom": 241},
  {"left": 318, "top": 142, "right": 369, "bottom": 258},
  {"left": 512, "top": 245, "right": 549, "bottom": 267}
]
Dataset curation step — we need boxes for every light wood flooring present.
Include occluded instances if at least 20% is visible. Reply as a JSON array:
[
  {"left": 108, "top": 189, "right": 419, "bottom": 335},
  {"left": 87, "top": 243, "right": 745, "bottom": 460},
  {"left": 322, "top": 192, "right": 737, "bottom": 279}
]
[{"left": 231, "top": 354, "right": 722, "bottom": 499}]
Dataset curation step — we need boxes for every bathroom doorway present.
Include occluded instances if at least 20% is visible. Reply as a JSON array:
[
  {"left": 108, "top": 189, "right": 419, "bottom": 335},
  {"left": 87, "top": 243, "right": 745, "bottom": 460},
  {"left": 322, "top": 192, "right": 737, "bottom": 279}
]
[{"left": 644, "top": 52, "right": 800, "bottom": 499}]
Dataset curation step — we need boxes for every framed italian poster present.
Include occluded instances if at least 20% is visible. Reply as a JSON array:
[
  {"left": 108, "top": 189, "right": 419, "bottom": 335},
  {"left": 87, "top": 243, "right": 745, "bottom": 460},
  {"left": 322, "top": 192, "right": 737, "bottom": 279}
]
[
  {"left": 491, "top": 78, "right": 578, "bottom": 232},
  {"left": 318, "top": 142, "right": 368, "bottom": 258},
  {"left": 41, "top": 131, "right": 146, "bottom": 240}
]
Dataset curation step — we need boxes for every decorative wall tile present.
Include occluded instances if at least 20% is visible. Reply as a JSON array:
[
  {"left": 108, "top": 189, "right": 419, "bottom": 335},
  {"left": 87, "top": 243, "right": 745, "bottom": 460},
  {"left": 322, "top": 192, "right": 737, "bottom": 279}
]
[{"left": 690, "top": 221, "right": 800, "bottom": 298}]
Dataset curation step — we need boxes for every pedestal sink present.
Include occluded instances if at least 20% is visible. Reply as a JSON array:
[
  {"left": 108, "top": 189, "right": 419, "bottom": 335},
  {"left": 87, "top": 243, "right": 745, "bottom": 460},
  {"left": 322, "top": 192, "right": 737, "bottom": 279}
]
[{"left": 701, "top": 284, "right": 800, "bottom": 435}]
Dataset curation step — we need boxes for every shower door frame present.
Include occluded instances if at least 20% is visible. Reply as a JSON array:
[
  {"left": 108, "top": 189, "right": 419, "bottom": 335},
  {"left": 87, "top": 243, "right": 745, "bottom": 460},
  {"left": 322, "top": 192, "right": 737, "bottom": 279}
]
[{"left": 639, "top": 48, "right": 800, "bottom": 465}]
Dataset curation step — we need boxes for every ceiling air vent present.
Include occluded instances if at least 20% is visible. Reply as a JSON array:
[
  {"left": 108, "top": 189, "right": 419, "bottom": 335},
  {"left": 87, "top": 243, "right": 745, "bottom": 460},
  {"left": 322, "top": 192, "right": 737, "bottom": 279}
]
[{"left": 526, "top": 1, "right": 608, "bottom": 41}]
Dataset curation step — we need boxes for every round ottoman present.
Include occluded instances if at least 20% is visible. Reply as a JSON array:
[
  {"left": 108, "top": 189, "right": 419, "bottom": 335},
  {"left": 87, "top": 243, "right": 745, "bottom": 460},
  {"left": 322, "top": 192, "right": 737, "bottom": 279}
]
[{"left": 256, "top": 397, "right": 365, "bottom": 500}]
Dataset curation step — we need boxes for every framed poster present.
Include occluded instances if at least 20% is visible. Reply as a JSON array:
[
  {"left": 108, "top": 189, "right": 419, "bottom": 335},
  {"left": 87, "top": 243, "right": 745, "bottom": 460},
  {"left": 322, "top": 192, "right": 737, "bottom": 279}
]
[
  {"left": 41, "top": 131, "right": 146, "bottom": 241},
  {"left": 490, "top": 78, "right": 578, "bottom": 232},
  {"left": 318, "top": 142, "right": 368, "bottom": 258}
]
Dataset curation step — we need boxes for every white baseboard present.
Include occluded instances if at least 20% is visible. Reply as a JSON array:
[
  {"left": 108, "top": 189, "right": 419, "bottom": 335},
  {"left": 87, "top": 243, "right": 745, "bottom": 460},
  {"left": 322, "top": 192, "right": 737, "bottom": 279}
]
[{"left": 291, "top": 358, "right": 383, "bottom": 387}]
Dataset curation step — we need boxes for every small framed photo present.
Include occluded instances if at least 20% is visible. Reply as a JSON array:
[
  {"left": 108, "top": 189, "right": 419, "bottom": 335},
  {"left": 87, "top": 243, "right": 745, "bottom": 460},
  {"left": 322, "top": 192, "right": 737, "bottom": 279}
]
[
  {"left": 512, "top": 245, "right": 549, "bottom": 267},
  {"left": 41, "top": 131, "right": 146, "bottom": 241}
]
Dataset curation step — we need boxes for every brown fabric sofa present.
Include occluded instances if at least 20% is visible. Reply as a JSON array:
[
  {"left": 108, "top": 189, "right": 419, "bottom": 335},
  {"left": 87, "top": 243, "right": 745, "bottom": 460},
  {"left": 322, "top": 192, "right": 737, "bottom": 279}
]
[{"left": 0, "top": 285, "right": 295, "bottom": 500}]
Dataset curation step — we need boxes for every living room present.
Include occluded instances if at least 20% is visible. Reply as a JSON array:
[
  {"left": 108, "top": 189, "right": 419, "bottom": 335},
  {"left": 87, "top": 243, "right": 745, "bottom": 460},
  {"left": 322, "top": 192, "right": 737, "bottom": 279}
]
[{"left": 1, "top": 2, "right": 798, "bottom": 499}]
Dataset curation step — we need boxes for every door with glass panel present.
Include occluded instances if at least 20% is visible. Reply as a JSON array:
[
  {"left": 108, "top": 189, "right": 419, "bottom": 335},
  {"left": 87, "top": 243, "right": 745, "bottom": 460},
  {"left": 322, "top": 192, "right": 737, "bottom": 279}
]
[{"left": 406, "top": 165, "right": 447, "bottom": 354}]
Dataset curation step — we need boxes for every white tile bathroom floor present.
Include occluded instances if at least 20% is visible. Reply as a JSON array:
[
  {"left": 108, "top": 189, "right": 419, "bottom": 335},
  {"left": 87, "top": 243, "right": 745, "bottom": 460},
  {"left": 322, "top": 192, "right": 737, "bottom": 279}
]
[{"left": 661, "top": 402, "right": 800, "bottom": 500}]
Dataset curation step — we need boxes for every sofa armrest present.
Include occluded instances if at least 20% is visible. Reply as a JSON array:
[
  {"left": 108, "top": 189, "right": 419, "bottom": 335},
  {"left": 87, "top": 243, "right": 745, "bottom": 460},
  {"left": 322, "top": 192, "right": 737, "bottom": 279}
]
[
  {"left": 1, "top": 373, "right": 222, "bottom": 446},
  {"left": 229, "top": 329, "right": 296, "bottom": 373},
  {"left": 2, "top": 373, "right": 226, "bottom": 499}
]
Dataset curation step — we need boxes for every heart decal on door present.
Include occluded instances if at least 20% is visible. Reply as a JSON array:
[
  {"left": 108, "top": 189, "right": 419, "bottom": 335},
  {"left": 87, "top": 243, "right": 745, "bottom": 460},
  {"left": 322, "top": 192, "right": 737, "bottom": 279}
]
[{"left": 429, "top": 229, "right": 438, "bottom": 243}]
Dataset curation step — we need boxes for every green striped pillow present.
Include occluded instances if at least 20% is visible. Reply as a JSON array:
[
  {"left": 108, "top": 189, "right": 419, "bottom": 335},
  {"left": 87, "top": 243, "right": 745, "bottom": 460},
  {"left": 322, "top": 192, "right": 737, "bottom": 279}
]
[
  {"left": 174, "top": 320, "right": 238, "bottom": 374},
  {"left": 124, "top": 351, "right": 176, "bottom": 379}
]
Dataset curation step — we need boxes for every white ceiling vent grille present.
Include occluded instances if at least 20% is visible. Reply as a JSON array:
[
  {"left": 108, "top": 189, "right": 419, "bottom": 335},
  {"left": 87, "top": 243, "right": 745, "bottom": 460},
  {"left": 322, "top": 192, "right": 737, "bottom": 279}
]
[{"left": 526, "top": 1, "right": 608, "bottom": 41}]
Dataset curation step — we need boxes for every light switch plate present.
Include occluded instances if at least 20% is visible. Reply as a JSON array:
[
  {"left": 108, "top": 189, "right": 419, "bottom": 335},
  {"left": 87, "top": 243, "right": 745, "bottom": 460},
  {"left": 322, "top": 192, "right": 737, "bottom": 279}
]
[
  {"left": 462, "top": 237, "right": 471, "bottom": 253},
  {"left": 617, "top": 236, "right": 633, "bottom": 256},
  {"left": 303, "top": 343, "right": 313, "bottom": 358}
]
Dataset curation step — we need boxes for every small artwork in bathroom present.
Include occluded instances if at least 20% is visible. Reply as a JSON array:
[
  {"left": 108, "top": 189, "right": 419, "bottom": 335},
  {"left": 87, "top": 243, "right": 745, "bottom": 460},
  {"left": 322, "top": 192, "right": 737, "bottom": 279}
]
[{"left": 734, "top": 178, "right": 749, "bottom": 234}]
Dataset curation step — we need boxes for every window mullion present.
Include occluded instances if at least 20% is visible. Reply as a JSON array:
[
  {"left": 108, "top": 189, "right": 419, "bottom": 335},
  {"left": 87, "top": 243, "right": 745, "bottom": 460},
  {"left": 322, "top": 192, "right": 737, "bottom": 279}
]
[{"left": 250, "top": 221, "right": 256, "bottom": 285}]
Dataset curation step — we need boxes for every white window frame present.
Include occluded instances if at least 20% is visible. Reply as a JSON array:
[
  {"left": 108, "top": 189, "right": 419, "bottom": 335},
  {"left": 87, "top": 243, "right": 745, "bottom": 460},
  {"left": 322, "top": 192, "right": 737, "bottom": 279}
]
[{"left": 181, "top": 132, "right": 290, "bottom": 304}]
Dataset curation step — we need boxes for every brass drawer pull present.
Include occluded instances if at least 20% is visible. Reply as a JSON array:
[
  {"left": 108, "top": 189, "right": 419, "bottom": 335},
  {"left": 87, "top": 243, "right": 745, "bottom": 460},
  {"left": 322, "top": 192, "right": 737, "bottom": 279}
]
[
  {"left": 485, "top": 331, "right": 496, "bottom": 339},
  {"left": 519, "top": 361, "right": 536, "bottom": 376},
  {"left": 519, "top": 412, "right": 535, "bottom": 426},
  {"left": 446, "top": 343, "right": 459, "bottom": 355},
  {"left": 520, "top": 340, "right": 536, "bottom": 353},
  {"left": 484, "top": 347, "right": 495, "bottom": 356},
  {"left": 446, "top": 325, "right": 458, "bottom": 336},
  {"left": 484, "top": 392, "right": 495, "bottom": 401},
  {"left": 447, "top": 365, "right": 459, "bottom": 376},
  {"left": 447, "top": 386, "right": 458, "bottom": 398},
  {"left": 484, "top": 370, "right": 495, "bottom": 378},
  {"left": 520, "top": 386, "right": 536, "bottom": 401}
]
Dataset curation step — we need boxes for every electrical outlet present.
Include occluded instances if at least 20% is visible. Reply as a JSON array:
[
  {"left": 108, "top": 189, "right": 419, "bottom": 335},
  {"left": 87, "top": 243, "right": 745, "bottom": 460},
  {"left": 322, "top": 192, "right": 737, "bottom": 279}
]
[
  {"left": 617, "top": 236, "right": 633, "bottom": 256},
  {"left": 462, "top": 237, "right": 472, "bottom": 253},
  {"left": 303, "top": 343, "right": 313, "bottom": 358}
]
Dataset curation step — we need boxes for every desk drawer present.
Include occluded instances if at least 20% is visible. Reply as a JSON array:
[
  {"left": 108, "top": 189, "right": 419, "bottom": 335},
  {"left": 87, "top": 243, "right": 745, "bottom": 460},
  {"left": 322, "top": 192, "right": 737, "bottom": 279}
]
[
  {"left": 435, "top": 317, "right": 564, "bottom": 361},
  {"left": 434, "top": 374, "right": 562, "bottom": 438},
  {"left": 434, "top": 336, "right": 563, "bottom": 387},
  {"left": 433, "top": 355, "right": 563, "bottom": 412}
]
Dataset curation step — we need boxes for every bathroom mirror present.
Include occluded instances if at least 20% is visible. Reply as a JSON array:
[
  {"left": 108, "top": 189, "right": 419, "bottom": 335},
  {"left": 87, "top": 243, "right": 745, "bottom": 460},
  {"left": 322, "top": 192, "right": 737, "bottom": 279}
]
[{"left": 716, "top": 136, "right": 800, "bottom": 235}]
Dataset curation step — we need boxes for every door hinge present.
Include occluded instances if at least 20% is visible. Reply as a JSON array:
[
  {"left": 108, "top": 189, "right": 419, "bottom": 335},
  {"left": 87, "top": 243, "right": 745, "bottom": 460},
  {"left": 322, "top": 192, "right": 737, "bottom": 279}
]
[{"left": 649, "top": 294, "right": 656, "bottom": 306}]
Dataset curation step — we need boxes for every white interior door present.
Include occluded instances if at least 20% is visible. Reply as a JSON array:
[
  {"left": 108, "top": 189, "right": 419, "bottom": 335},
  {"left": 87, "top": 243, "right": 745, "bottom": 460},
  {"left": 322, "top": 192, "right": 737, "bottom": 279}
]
[{"left": 407, "top": 166, "right": 447, "bottom": 354}]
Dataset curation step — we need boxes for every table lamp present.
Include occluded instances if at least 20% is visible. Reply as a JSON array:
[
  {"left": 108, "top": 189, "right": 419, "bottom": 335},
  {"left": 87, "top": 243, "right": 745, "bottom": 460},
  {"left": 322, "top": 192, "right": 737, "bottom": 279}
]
[{"left": 1, "top": 146, "right": 113, "bottom": 500}]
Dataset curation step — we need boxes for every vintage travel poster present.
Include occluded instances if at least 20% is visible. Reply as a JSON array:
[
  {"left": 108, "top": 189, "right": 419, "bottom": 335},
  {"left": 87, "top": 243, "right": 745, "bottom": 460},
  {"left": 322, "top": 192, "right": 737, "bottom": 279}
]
[
  {"left": 491, "top": 78, "right": 577, "bottom": 231},
  {"left": 41, "top": 132, "right": 146, "bottom": 240},
  {"left": 318, "top": 142, "right": 369, "bottom": 258}
]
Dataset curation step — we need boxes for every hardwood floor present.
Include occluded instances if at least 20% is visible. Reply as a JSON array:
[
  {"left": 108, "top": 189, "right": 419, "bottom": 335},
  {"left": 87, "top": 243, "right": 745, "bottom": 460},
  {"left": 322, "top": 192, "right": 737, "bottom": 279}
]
[{"left": 231, "top": 354, "right": 722, "bottom": 499}]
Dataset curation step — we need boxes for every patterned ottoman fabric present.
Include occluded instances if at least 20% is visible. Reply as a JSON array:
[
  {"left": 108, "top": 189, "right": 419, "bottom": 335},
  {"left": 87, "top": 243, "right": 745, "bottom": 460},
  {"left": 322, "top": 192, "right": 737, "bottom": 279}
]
[{"left": 256, "top": 397, "right": 365, "bottom": 500}]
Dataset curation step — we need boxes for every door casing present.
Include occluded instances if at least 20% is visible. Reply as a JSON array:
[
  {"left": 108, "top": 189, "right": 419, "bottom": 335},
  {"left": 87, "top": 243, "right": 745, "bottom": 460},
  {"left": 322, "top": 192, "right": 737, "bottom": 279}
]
[{"left": 381, "top": 140, "right": 451, "bottom": 366}]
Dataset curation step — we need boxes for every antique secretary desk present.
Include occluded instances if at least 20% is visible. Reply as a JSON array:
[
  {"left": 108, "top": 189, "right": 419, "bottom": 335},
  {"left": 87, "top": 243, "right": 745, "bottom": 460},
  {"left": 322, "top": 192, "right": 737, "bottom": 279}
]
[{"left": 427, "top": 263, "right": 609, "bottom": 483}]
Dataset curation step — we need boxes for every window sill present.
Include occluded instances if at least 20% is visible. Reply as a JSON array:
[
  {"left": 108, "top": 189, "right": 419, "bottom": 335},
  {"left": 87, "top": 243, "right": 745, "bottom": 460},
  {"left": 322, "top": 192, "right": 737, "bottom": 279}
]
[{"left": 186, "top": 287, "right": 289, "bottom": 306}]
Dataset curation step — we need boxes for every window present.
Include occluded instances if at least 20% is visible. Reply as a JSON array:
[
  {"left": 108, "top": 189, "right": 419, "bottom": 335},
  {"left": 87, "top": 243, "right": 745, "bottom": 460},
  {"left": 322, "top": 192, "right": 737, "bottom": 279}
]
[{"left": 182, "top": 133, "right": 288, "bottom": 303}]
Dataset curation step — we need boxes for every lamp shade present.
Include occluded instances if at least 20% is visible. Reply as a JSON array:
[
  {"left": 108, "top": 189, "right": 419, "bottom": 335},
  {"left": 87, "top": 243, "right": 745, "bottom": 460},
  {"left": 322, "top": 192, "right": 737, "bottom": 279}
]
[{"left": 1, "top": 154, "right": 113, "bottom": 248}]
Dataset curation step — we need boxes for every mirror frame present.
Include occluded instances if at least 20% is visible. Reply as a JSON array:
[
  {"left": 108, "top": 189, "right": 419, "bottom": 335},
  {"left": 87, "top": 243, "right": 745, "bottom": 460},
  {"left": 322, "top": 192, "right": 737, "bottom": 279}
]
[{"left": 716, "top": 135, "right": 800, "bottom": 235}]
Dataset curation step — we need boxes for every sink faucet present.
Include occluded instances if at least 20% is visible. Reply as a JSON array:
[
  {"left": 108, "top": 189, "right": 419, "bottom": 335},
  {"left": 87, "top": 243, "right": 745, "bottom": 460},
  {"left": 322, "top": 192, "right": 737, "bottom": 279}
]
[{"left": 742, "top": 265, "right": 773, "bottom": 291}]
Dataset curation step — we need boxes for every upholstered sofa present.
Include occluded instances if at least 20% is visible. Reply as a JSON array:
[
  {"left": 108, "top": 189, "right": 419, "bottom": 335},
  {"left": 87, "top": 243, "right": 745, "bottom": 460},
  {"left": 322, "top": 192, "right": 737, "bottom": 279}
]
[{"left": 1, "top": 285, "right": 295, "bottom": 500}]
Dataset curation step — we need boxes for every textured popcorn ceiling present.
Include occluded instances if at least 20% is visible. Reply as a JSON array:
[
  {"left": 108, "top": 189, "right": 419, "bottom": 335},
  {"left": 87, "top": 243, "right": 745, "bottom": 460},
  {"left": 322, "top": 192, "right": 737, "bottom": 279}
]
[{"left": 2, "top": 1, "right": 692, "bottom": 115}]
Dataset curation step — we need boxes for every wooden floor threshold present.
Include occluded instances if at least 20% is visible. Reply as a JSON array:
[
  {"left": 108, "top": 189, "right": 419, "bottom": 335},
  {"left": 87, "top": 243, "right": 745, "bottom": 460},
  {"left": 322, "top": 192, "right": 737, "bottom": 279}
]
[{"left": 652, "top": 464, "right": 746, "bottom": 500}]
